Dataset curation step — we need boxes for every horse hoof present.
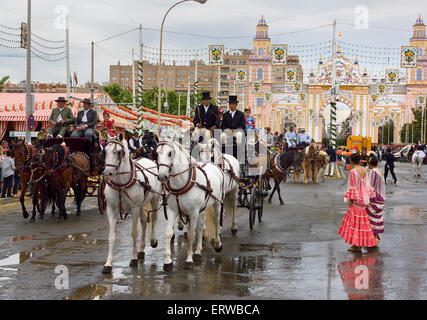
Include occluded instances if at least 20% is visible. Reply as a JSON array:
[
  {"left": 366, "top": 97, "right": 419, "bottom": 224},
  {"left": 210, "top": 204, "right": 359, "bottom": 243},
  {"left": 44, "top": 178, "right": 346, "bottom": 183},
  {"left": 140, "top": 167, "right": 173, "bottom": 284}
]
[
  {"left": 163, "top": 262, "right": 173, "bottom": 272},
  {"left": 268, "top": 199, "right": 272, "bottom": 204},
  {"left": 137, "top": 252, "right": 145, "bottom": 260},
  {"left": 129, "top": 259, "right": 138, "bottom": 267},
  {"left": 193, "top": 254, "right": 202, "bottom": 262},
  {"left": 76, "top": 213, "right": 80, "bottom": 217},
  {"left": 214, "top": 244, "right": 223, "bottom": 253},
  {"left": 231, "top": 228, "right": 238, "bottom": 235},
  {"left": 184, "top": 232, "right": 187, "bottom": 238},
  {"left": 39, "top": 215, "right": 44, "bottom": 220},
  {"left": 280, "top": 201, "right": 285, "bottom": 206},
  {"left": 150, "top": 239, "right": 158, "bottom": 248},
  {"left": 30, "top": 217, "right": 36, "bottom": 223},
  {"left": 23, "top": 212, "right": 29, "bottom": 219},
  {"left": 184, "top": 262, "right": 193, "bottom": 269},
  {"left": 177, "top": 224, "right": 184, "bottom": 231},
  {"left": 171, "top": 234, "right": 175, "bottom": 242},
  {"left": 102, "top": 266, "right": 112, "bottom": 274}
]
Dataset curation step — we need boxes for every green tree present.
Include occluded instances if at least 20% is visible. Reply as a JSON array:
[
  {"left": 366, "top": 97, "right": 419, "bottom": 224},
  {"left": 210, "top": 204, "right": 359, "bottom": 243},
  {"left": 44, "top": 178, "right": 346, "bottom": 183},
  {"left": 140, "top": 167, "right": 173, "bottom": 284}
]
[
  {"left": 103, "top": 83, "right": 133, "bottom": 105},
  {"left": 400, "top": 107, "right": 427, "bottom": 144},
  {"left": 378, "top": 121, "right": 394, "bottom": 145},
  {"left": 0, "top": 76, "right": 10, "bottom": 92}
]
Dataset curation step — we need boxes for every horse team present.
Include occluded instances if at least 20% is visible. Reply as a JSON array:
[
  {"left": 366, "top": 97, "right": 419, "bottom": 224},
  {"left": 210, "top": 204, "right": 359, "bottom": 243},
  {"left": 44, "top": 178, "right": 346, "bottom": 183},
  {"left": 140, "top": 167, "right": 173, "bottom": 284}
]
[{"left": 11, "top": 133, "right": 330, "bottom": 274}]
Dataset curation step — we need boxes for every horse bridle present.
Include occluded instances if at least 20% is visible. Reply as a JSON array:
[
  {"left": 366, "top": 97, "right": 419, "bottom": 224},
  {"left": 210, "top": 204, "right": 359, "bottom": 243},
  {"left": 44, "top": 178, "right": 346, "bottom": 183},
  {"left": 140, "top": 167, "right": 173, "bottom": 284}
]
[
  {"left": 104, "top": 139, "right": 126, "bottom": 172},
  {"left": 156, "top": 141, "right": 179, "bottom": 174}
]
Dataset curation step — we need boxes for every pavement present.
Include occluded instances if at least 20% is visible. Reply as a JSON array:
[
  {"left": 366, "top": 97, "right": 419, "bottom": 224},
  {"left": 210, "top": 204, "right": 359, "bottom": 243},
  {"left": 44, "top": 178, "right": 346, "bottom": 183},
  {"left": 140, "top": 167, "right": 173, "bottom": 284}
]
[{"left": 0, "top": 162, "right": 426, "bottom": 300}]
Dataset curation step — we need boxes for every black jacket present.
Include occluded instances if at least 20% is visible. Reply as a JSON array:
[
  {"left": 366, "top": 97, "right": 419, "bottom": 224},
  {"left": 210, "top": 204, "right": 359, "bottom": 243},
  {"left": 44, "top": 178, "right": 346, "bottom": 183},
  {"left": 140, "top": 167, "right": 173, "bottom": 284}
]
[
  {"left": 193, "top": 104, "right": 220, "bottom": 129},
  {"left": 75, "top": 109, "right": 98, "bottom": 129},
  {"left": 326, "top": 148, "right": 337, "bottom": 162},
  {"left": 385, "top": 153, "right": 395, "bottom": 168},
  {"left": 221, "top": 110, "right": 246, "bottom": 131}
]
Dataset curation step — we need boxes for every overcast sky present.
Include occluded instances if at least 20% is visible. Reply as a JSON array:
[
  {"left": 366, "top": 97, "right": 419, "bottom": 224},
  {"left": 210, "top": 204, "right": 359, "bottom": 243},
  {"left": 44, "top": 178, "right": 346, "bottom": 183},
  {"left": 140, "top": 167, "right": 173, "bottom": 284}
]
[{"left": 0, "top": 0, "right": 425, "bottom": 85}]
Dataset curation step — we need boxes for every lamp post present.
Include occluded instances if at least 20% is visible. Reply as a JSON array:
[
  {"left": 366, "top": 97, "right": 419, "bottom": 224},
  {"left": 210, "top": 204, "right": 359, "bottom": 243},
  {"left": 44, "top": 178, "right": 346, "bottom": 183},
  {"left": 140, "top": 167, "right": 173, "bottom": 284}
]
[{"left": 157, "top": 0, "right": 207, "bottom": 134}]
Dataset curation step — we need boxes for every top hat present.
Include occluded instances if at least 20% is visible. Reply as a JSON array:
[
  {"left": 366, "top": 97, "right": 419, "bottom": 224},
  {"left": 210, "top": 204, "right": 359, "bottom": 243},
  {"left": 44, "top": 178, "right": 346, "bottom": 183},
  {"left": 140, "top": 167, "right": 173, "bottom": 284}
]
[
  {"left": 202, "top": 91, "right": 212, "bottom": 100},
  {"left": 55, "top": 97, "right": 68, "bottom": 103},
  {"left": 81, "top": 98, "right": 93, "bottom": 106},
  {"left": 228, "top": 95, "right": 239, "bottom": 104}
]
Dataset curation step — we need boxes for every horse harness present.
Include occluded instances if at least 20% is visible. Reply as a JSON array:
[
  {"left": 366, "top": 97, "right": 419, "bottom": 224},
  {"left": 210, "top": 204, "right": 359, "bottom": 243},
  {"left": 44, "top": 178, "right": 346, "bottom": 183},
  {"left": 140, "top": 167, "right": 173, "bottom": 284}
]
[
  {"left": 104, "top": 139, "right": 161, "bottom": 221},
  {"left": 156, "top": 140, "right": 226, "bottom": 227}
]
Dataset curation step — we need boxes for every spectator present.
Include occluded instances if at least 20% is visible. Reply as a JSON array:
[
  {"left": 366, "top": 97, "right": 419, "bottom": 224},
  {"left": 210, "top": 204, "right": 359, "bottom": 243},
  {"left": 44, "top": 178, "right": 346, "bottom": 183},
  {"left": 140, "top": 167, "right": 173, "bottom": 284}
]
[
  {"left": 1, "top": 150, "right": 15, "bottom": 198},
  {"left": 384, "top": 148, "right": 397, "bottom": 184}
]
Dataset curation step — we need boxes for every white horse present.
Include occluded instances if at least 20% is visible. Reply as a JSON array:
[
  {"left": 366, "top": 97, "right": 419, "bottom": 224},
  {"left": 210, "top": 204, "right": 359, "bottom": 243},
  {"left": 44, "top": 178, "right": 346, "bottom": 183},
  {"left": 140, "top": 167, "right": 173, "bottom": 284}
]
[
  {"left": 199, "top": 138, "right": 240, "bottom": 235},
  {"left": 156, "top": 139, "right": 225, "bottom": 271},
  {"left": 412, "top": 150, "right": 425, "bottom": 177},
  {"left": 102, "top": 134, "right": 162, "bottom": 274}
]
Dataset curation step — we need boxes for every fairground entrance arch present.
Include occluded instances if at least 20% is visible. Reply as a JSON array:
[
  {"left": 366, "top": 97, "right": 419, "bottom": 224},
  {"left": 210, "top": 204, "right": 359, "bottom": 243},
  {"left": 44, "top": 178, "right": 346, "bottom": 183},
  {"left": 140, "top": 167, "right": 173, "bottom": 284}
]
[{"left": 270, "top": 50, "right": 406, "bottom": 144}]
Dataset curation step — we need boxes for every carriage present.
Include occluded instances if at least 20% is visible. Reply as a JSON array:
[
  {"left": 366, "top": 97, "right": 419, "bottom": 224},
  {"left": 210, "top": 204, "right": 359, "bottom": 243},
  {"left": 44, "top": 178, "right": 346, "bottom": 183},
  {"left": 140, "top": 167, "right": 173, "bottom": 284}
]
[
  {"left": 222, "top": 131, "right": 268, "bottom": 230},
  {"left": 38, "top": 137, "right": 107, "bottom": 215}
]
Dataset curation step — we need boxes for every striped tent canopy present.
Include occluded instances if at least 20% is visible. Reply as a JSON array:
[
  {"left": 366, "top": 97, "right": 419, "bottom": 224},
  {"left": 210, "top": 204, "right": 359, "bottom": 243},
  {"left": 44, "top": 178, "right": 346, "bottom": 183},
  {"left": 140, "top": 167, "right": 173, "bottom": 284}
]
[{"left": 0, "top": 93, "right": 135, "bottom": 140}]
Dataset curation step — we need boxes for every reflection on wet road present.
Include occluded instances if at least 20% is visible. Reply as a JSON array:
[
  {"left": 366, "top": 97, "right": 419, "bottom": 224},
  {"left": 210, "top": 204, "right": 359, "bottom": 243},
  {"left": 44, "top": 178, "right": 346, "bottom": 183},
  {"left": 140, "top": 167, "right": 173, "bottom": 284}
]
[{"left": 0, "top": 163, "right": 426, "bottom": 299}]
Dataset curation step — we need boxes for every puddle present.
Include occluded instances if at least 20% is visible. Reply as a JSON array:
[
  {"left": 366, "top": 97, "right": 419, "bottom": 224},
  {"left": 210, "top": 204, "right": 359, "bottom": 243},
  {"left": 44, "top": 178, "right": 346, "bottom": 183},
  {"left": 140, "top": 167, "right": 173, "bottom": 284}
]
[
  {"left": 62, "top": 284, "right": 110, "bottom": 300},
  {"left": 0, "top": 251, "right": 32, "bottom": 266},
  {"left": 388, "top": 207, "right": 425, "bottom": 225}
]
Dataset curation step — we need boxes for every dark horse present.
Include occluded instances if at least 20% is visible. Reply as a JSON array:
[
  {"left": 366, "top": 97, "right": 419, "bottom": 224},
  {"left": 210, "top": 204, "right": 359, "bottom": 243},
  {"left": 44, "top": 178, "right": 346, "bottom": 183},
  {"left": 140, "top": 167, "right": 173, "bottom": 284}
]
[
  {"left": 263, "top": 149, "right": 303, "bottom": 205},
  {"left": 41, "top": 144, "right": 90, "bottom": 220},
  {"left": 11, "top": 140, "right": 56, "bottom": 221}
]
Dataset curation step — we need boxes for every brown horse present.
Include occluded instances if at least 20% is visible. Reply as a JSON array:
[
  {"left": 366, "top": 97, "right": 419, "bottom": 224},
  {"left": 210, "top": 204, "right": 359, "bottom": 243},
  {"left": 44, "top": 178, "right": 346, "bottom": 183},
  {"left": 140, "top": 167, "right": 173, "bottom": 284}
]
[
  {"left": 263, "top": 150, "right": 301, "bottom": 205},
  {"left": 28, "top": 148, "right": 56, "bottom": 221},
  {"left": 11, "top": 140, "right": 56, "bottom": 221},
  {"left": 41, "top": 144, "right": 89, "bottom": 220}
]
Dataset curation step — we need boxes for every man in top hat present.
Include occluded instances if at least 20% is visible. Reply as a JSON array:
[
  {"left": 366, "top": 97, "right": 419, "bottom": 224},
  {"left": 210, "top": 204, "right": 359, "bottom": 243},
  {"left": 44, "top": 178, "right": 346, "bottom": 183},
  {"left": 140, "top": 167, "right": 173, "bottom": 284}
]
[
  {"left": 47, "top": 97, "right": 75, "bottom": 138},
  {"left": 296, "top": 127, "right": 311, "bottom": 147},
  {"left": 193, "top": 91, "right": 220, "bottom": 130},
  {"left": 71, "top": 98, "right": 98, "bottom": 139},
  {"left": 221, "top": 95, "right": 246, "bottom": 144}
]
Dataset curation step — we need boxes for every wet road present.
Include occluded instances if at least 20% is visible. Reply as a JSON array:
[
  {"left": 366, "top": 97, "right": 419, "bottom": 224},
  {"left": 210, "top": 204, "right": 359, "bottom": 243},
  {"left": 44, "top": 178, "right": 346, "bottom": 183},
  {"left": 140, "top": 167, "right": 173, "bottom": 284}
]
[{"left": 0, "top": 162, "right": 426, "bottom": 300}]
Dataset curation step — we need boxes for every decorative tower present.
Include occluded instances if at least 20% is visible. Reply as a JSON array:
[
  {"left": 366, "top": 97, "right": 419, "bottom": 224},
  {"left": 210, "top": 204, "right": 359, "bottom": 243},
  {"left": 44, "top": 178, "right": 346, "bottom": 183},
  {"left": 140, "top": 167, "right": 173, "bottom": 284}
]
[
  {"left": 409, "top": 14, "right": 426, "bottom": 84},
  {"left": 249, "top": 15, "right": 273, "bottom": 128},
  {"left": 406, "top": 14, "right": 427, "bottom": 132}
]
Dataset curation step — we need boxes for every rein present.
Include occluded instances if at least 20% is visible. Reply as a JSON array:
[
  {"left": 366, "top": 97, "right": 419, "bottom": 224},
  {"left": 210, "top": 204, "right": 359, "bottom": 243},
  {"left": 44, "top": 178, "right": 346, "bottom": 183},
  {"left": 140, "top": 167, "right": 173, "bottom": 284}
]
[{"left": 104, "top": 139, "right": 164, "bottom": 221}]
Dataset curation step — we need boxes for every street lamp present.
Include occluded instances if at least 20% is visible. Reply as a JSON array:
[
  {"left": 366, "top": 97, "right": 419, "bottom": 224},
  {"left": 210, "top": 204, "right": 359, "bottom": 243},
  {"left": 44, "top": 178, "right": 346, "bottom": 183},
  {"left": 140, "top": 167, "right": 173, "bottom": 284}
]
[{"left": 157, "top": 0, "right": 208, "bottom": 134}]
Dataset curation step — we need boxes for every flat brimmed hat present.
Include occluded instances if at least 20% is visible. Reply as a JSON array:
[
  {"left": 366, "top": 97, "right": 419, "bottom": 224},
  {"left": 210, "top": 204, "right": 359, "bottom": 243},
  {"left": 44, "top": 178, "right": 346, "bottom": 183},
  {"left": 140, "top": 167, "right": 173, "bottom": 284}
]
[
  {"left": 228, "top": 95, "right": 239, "bottom": 104},
  {"left": 81, "top": 98, "right": 93, "bottom": 105},
  {"left": 55, "top": 97, "right": 68, "bottom": 103},
  {"left": 202, "top": 91, "right": 211, "bottom": 100}
]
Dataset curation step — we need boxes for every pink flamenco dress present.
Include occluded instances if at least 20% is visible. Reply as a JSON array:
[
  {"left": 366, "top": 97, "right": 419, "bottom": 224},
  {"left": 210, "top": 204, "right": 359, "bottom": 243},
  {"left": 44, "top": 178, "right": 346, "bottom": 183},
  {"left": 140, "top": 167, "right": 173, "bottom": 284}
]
[{"left": 338, "top": 169, "right": 377, "bottom": 248}]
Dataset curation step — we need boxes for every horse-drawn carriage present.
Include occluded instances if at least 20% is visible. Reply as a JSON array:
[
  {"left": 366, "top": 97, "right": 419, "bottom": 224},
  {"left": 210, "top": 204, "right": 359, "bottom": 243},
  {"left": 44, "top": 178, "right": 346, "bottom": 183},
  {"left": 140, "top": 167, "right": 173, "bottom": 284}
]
[
  {"left": 220, "top": 130, "right": 268, "bottom": 230},
  {"left": 36, "top": 137, "right": 107, "bottom": 217}
]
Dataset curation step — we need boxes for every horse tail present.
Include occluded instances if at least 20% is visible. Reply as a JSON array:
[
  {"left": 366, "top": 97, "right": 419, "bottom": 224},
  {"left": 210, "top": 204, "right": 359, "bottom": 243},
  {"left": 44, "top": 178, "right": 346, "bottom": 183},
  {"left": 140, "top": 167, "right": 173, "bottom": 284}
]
[
  {"left": 205, "top": 206, "right": 217, "bottom": 243},
  {"left": 45, "top": 183, "right": 54, "bottom": 207}
]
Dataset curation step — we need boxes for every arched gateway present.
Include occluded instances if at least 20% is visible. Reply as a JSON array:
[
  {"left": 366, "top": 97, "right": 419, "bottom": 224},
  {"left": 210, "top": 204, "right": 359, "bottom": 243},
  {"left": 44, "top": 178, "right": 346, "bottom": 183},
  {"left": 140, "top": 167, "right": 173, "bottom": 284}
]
[{"left": 269, "top": 49, "right": 406, "bottom": 144}]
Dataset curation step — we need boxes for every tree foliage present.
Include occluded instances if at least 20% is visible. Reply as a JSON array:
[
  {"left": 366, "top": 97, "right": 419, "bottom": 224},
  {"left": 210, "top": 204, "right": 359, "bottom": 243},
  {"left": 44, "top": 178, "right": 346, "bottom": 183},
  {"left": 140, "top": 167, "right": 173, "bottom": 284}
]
[
  {"left": 103, "top": 84, "right": 216, "bottom": 116},
  {"left": 0, "top": 76, "right": 10, "bottom": 92},
  {"left": 400, "top": 107, "right": 427, "bottom": 144}
]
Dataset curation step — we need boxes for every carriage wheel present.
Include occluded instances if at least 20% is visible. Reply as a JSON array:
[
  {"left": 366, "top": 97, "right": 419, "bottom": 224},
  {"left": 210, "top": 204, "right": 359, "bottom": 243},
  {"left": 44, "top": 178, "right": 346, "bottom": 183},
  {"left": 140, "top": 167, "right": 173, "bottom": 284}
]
[
  {"left": 249, "top": 187, "right": 256, "bottom": 230},
  {"left": 98, "top": 178, "right": 107, "bottom": 215}
]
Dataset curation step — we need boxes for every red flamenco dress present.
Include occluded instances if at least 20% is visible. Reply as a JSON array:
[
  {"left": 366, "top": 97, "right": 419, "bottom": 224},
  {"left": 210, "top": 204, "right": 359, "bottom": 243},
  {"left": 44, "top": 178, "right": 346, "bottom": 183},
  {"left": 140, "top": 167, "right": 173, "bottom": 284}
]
[{"left": 338, "top": 169, "right": 377, "bottom": 247}]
